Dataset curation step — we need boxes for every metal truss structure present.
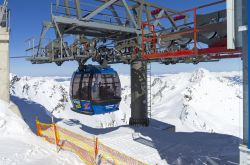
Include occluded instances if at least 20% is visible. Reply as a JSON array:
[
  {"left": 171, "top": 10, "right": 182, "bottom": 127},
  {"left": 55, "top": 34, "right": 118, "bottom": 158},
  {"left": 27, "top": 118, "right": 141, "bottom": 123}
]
[
  {"left": 26, "top": 0, "right": 241, "bottom": 66},
  {"left": 25, "top": 0, "right": 244, "bottom": 127},
  {"left": 0, "top": 0, "right": 9, "bottom": 28}
]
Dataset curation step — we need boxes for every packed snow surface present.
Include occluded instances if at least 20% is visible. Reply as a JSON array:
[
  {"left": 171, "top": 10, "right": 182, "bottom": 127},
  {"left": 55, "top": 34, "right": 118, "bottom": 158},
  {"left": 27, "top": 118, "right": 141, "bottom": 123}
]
[
  {"left": 0, "top": 100, "right": 83, "bottom": 165},
  {"left": 6, "top": 68, "right": 243, "bottom": 164}
]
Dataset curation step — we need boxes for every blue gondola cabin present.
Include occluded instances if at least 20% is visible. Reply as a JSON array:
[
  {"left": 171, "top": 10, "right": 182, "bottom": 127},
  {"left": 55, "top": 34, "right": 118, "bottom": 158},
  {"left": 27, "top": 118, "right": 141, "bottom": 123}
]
[{"left": 70, "top": 65, "right": 121, "bottom": 115}]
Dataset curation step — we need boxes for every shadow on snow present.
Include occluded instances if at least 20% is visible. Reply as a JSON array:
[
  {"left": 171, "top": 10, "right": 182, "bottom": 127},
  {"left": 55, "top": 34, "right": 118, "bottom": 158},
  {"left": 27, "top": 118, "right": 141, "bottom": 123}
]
[
  {"left": 11, "top": 96, "right": 240, "bottom": 164},
  {"left": 65, "top": 118, "right": 240, "bottom": 164},
  {"left": 11, "top": 96, "right": 62, "bottom": 134}
]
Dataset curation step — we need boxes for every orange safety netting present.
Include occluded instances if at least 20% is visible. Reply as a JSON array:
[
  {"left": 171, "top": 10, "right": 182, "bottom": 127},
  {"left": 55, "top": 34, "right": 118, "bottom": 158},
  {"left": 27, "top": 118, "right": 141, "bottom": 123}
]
[{"left": 36, "top": 117, "right": 146, "bottom": 165}]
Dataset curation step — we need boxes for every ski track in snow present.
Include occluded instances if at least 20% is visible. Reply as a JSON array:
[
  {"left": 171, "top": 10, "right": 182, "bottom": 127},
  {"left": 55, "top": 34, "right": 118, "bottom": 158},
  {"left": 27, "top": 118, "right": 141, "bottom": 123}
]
[{"left": 5, "top": 68, "right": 243, "bottom": 164}]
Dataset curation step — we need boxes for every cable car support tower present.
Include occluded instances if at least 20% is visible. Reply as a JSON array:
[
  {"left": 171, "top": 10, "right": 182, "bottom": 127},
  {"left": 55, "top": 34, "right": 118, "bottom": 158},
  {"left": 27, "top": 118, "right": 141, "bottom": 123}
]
[
  {"left": 0, "top": 0, "right": 9, "bottom": 103},
  {"left": 26, "top": 0, "right": 243, "bottom": 127}
]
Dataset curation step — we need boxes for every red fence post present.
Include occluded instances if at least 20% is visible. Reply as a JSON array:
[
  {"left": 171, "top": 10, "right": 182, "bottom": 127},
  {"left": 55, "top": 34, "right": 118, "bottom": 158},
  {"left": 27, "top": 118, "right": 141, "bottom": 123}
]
[
  {"left": 142, "top": 23, "right": 145, "bottom": 58},
  {"left": 36, "top": 116, "right": 41, "bottom": 136},
  {"left": 193, "top": 8, "right": 198, "bottom": 54},
  {"left": 95, "top": 137, "right": 99, "bottom": 159},
  {"left": 53, "top": 123, "right": 59, "bottom": 146}
]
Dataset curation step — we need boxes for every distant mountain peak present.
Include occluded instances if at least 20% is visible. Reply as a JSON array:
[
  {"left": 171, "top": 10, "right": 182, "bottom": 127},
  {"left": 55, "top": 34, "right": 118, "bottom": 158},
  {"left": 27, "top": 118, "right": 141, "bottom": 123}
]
[{"left": 189, "top": 68, "right": 210, "bottom": 83}]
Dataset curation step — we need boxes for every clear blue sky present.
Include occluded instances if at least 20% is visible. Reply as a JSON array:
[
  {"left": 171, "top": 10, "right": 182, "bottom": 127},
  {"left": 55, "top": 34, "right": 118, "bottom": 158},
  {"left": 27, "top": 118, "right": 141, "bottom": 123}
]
[{"left": 9, "top": 0, "right": 242, "bottom": 76}]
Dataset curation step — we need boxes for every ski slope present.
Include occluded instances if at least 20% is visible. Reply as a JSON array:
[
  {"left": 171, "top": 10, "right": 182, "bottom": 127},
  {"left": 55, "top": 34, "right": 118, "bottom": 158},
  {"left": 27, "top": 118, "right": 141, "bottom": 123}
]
[{"left": 7, "top": 68, "right": 243, "bottom": 164}]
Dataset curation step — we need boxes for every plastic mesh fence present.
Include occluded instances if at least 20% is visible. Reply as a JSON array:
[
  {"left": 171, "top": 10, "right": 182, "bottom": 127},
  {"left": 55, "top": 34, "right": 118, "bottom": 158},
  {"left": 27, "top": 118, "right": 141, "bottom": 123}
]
[{"left": 36, "top": 119, "right": 146, "bottom": 165}]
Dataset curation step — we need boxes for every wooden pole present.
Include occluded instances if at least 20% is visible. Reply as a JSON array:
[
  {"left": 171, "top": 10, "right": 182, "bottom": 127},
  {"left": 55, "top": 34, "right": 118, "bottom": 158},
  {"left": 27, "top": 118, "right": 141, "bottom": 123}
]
[
  {"left": 95, "top": 137, "right": 99, "bottom": 159},
  {"left": 36, "top": 116, "right": 41, "bottom": 136},
  {"left": 52, "top": 116, "right": 59, "bottom": 152}
]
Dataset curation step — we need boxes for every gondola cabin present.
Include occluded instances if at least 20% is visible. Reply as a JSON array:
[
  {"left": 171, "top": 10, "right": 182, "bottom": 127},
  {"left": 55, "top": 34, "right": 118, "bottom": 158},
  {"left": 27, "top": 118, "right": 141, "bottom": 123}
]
[{"left": 70, "top": 65, "right": 122, "bottom": 115}]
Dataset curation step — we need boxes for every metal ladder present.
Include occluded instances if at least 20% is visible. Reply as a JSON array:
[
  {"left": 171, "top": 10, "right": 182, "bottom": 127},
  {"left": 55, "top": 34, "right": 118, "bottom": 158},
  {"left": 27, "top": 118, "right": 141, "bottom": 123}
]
[{"left": 147, "top": 62, "right": 152, "bottom": 119}]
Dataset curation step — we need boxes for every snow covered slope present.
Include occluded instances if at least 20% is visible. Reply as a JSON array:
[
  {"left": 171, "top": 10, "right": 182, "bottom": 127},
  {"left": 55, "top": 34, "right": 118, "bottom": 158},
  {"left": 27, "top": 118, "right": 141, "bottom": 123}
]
[
  {"left": 151, "top": 69, "right": 243, "bottom": 137},
  {"left": 0, "top": 100, "right": 84, "bottom": 165},
  {"left": 8, "top": 68, "right": 243, "bottom": 164},
  {"left": 10, "top": 68, "right": 243, "bottom": 137}
]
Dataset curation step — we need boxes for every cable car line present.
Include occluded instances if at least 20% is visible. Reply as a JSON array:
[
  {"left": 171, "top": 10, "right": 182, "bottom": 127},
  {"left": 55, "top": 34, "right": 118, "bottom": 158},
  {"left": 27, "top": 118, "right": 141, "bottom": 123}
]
[{"left": 10, "top": 56, "right": 29, "bottom": 59}]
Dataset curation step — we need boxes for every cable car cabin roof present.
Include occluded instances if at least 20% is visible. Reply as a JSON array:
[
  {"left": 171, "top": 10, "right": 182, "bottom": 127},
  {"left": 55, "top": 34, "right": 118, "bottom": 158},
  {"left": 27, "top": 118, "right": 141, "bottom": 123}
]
[{"left": 77, "top": 65, "right": 117, "bottom": 74}]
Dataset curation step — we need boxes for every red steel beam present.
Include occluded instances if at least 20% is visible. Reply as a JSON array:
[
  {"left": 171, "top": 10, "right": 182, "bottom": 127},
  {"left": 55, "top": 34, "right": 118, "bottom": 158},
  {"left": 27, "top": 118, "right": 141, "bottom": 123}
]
[
  {"left": 142, "top": 50, "right": 195, "bottom": 59},
  {"left": 210, "top": 54, "right": 242, "bottom": 59},
  {"left": 173, "top": 15, "right": 186, "bottom": 21},
  {"left": 197, "top": 47, "right": 241, "bottom": 55},
  {"left": 142, "top": 47, "right": 242, "bottom": 60},
  {"left": 151, "top": 8, "right": 161, "bottom": 15}
]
